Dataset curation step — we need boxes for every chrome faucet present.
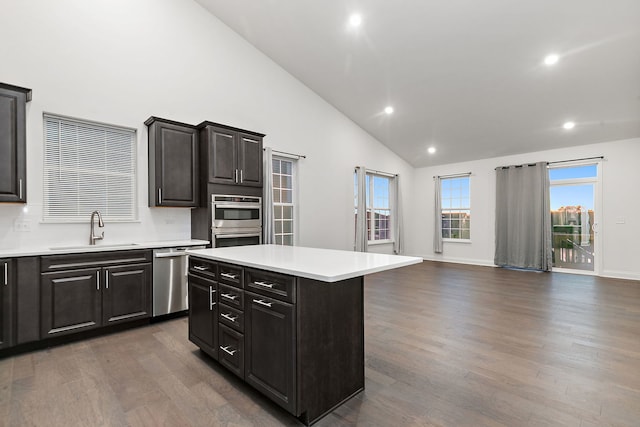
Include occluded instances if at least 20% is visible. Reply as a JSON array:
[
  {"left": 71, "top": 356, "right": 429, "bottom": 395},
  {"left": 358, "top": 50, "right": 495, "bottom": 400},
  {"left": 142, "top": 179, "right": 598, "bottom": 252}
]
[{"left": 89, "top": 210, "right": 105, "bottom": 245}]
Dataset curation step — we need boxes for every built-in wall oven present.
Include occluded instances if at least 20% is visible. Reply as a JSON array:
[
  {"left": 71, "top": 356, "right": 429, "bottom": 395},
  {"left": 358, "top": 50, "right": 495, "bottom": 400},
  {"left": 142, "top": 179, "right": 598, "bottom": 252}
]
[{"left": 212, "top": 194, "right": 262, "bottom": 247}]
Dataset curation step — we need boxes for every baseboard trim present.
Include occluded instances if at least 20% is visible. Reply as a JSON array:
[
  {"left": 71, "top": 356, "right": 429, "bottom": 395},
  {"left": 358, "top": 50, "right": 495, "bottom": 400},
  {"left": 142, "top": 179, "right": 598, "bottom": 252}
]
[
  {"left": 600, "top": 270, "right": 640, "bottom": 281},
  {"left": 419, "top": 255, "right": 496, "bottom": 268}
]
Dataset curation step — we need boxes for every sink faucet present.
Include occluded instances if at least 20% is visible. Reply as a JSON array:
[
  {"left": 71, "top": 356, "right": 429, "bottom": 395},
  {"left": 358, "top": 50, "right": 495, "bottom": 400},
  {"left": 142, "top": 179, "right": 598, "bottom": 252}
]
[{"left": 89, "top": 210, "right": 104, "bottom": 245}]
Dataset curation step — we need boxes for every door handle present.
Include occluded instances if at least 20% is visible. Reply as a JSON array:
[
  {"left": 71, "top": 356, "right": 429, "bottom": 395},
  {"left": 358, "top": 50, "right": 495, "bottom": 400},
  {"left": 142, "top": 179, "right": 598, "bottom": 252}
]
[
  {"left": 96, "top": 271, "right": 100, "bottom": 291},
  {"left": 3, "top": 262, "right": 7, "bottom": 286},
  {"left": 105, "top": 270, "right": 109, "bottom": 289}
]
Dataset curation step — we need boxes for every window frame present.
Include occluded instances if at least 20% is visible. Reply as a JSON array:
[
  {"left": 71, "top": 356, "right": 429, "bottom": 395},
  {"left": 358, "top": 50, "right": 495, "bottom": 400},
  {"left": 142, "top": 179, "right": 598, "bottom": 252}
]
[
  {"left": 42, "top": 113, "right": 138, "bottom": 223},
  {"left": 440, "top": 175, "right": 471, "bottom": 242},
  {"left": 354, "top": 171, "right": 394, "bottom": 245},
  {"left": 272, "top": 155, "right": 297, "bottom": 246}
]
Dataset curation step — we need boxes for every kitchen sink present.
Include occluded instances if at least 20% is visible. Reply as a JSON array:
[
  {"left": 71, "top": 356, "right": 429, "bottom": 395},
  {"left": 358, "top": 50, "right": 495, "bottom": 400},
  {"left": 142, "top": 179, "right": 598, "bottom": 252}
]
[{"left": 49, "top": 243, "right": 139, "bottom": 251}]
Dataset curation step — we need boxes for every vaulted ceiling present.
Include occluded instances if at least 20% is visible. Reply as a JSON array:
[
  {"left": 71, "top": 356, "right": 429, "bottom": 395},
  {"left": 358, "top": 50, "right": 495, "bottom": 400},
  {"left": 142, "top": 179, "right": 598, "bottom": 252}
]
[{"left": 195, "top": 0, "right": 640, "bottom": 167}]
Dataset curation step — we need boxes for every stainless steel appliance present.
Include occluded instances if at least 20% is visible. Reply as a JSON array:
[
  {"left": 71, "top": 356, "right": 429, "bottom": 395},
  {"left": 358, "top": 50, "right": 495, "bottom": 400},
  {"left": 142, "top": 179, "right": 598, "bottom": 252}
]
[
  {"left": 212, "top": 194, "right": 262, "bottom": 248},
  {"left": 153, "top": 245, "right": 205, "bottom": 316}
]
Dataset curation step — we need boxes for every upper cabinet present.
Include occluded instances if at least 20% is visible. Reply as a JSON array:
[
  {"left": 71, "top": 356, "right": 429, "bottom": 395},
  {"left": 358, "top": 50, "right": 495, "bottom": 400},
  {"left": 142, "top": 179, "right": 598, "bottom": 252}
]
[
  {"left": 198, "top": 121, "right": 264, "bottom": 188},
  {"left": 145, "top": 117, "right": 199, "bottom": 207},
  {"left": 0, "top": 83, "right": 31, "bottom": 203}
]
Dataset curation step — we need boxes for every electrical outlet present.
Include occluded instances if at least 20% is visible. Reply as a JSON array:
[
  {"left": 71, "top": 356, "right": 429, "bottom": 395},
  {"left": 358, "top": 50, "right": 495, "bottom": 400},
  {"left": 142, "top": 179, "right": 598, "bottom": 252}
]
[
  {"left": 14, "top": 219, "right": 32, "bottom": 232},
  {"left": 615, "top": 217, "right": 626, "bottom": 224}
]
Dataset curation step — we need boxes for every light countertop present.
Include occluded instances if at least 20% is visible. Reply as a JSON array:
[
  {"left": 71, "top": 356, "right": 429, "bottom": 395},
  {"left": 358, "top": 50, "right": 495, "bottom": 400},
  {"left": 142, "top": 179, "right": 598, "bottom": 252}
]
[
  {"left": 0, "top": 239, "right": 209, "bottom": 258},
  {"left": 186, "top": 244, "right": 423, "bottom": 282}
]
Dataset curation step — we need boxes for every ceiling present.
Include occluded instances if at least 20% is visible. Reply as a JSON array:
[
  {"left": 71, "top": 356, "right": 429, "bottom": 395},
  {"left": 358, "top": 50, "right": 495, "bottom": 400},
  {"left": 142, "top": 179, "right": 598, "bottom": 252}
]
[{"left": 194, "top": 0, "right": 640, "bottom": 167}]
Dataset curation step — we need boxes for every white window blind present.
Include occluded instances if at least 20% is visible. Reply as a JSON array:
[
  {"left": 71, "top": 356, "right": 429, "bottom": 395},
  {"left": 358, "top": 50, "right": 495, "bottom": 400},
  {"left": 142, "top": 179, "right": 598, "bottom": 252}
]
[{"left": 43, "top": 114, "right": 137, "bottom": 222}]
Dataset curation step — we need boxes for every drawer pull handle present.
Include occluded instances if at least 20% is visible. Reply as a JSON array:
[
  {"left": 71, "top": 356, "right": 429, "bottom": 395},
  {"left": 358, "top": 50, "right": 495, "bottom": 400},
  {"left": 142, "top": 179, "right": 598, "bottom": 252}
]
[
  {"left": 253, "top": 280, "right": 274, "bottom": 288},
  {"left": 221, "top": 293, "right": 238, "bottom": 301},
  {"left": 193, "top": 265, "right": 207, "bottom": 271},
  {"left": 221, "top": 313, "right": 238, "bottom": 322},
  {"left": 220, "top": 272, "right": 238, "bottom": 280},
  {"left": 220, "top": 345, "right": 237, "bottom": 356},
  {"left": 253, "top": 299, "right": 272, "bottom": 308}
]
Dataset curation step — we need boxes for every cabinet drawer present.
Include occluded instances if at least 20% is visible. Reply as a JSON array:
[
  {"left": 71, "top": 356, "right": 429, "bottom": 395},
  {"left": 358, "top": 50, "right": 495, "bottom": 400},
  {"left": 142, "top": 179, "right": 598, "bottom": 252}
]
[
  {"left": 219, "top": 303, "right": 244, "bottom": 333},
  {"left": 245, "top": 268, "right": 295, "bottom": 303},
  {"left": 219, "top": 283, "right": 244, "bottom": 310},
  {"left": 189, "top": 258, "right": 217, "bottom": 280},
  {"left": 218, "top": 263, "right": 243, "bottom": 288},
  {"left": 219, "top": 324, "right": 244, "bottom": 379}
]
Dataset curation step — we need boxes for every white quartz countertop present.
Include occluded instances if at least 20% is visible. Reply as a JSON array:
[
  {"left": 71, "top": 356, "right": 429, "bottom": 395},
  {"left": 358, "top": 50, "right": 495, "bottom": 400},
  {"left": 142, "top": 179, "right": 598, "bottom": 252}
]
[
  {"left": 0, "top": 239, "right": 209, "bottom": 258},
  {"left": 186, "top": 244, "right": 423, "bottom": 282}
]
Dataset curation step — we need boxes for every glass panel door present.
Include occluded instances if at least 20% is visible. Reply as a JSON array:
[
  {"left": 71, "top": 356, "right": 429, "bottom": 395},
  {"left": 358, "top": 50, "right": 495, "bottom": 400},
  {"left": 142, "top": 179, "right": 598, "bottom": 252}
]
[{"left": 549, "top": 163, "right": 598, "bottom": 273}]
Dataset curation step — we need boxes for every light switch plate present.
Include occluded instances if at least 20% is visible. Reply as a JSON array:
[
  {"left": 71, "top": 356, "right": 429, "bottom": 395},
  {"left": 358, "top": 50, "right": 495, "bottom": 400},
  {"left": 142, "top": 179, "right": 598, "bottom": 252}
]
[{"left": 615, "top": 217, "right": 626, "bottom": 224}]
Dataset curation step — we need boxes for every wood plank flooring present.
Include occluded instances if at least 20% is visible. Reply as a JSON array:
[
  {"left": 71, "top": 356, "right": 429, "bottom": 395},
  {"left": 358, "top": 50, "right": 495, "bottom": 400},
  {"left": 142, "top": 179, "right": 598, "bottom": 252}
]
[{"left": 2, "top": 261, "right": 640, "bottom": 426}]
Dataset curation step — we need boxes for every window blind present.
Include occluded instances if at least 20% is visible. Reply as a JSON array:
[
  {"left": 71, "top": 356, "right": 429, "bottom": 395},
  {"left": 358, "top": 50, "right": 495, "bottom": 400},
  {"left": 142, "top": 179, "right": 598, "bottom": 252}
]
[{"left": 43, "top": 114, "right": 137, "bottom": 222}]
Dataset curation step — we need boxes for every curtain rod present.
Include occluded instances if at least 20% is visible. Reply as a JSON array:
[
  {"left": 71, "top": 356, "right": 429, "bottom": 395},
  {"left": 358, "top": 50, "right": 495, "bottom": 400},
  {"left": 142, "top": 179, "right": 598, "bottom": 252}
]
[
  {"left": 548, "top": 155, "right": 604, "bottom": 165},
  {"left": 354, "top": 166, "right": 397, "bottom": 177},
  {"left": 496, "top": 156, "right": 604, "bottom": 170},
  {"left": 264, "top": 148, "right": 306, "bottom": 159},
  {"left": 433, "top": 172, "right": 472, "bottom": 179}
]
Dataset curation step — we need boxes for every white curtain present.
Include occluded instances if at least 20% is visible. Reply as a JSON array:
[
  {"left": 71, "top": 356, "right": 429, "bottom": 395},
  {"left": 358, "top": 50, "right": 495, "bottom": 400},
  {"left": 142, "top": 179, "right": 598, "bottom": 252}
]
[
  {"left": 354, "top": 166, "right": 368, "bottom": 252},
  {"left": 433, "top": 176, "right": 443, "bottom": 253},
  {"left": 391, "top": 175, "right": 404, "bottom": 254},
  {"left": 494, "top": 161, "right": 552, "bottom": 271},
  {"left": 263, "top": 147, "right": 275, "bottom": 244}
]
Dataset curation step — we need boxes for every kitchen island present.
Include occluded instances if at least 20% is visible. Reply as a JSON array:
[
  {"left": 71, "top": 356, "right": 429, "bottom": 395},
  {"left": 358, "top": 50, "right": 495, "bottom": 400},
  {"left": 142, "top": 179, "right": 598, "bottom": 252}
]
[{"left": 186, "top": 245, "right": 422, "bottom": 425}]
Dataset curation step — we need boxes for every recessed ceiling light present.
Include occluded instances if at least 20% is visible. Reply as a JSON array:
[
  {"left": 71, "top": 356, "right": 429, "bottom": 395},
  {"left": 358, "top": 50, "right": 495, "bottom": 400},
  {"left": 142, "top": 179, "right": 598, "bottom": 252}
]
[
  {"left": 428, "top": 147, "right": 436, "bottom": 154},
  {"left": 563, "top": 121, "right": 576, "bottom": 130},
  {"left": 349, "top": 13, "right": 362, "bottom": 27},
  {"left": 384, "top": 106, "right": 394, "bottom": 115},
  {"left": 544, "top": 54, "right": 559, "bottom": 66}
]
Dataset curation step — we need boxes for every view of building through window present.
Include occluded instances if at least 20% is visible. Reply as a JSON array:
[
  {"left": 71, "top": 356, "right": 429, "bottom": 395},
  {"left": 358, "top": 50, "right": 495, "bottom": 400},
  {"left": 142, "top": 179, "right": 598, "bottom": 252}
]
[
  {"left": 272, "top": 157, "right": 295, "bottom": 245},
  {"left": 441, "top": 176, "right": 470, "bottom": 239}
]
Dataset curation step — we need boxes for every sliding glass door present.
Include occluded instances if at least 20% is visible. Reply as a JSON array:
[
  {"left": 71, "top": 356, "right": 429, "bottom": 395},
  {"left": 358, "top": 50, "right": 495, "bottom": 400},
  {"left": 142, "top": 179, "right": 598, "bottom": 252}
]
[{"left": 549, "top": 164, "right": 600, "bottom": 274}]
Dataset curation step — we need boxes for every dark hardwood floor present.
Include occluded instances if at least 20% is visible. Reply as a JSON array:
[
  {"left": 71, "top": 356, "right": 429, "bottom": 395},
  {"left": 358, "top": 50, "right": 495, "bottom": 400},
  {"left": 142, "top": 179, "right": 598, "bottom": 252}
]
[{"left": 2, "top": 261, "right": 640, "bottom": 426}]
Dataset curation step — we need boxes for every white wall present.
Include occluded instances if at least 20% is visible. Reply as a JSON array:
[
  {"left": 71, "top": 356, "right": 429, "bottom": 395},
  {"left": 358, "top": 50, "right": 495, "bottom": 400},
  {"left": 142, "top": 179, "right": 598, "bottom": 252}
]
[
  {"left": 0, "top": 0, "right": 413, "bottom": 252},
  {"left": 406, "top": 138, "right": 640, "bottom": 280}
]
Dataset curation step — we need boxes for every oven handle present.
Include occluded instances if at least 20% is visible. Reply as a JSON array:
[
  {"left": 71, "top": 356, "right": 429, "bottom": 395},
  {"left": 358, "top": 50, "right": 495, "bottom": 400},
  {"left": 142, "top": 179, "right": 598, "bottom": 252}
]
[
  {"left": 216, "top": 233, "right": 262, "bottom": 239},
  {"left": 213, "top": 203, "right": 262, "bottom": 210}
]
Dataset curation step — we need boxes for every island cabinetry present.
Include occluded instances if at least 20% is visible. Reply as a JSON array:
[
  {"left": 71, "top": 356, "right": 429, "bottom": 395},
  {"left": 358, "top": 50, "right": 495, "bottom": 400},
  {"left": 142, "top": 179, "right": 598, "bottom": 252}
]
[
  {"left": 145, "top": 116, "right": 199, "bottom": 207},
  {"left": 0, "top": 83, "right": 31, "bottom": 203},
  {"left": 216, "top": 262, "right": 245, "bottom": 378},
  {"left": 245, "top": 290, "right": 296, "bottom": 414},
  {"left": 40, "top": 250, "right": 152, "bottom": 338},
  {"left": 197, "top": 121, "right": 264, "bottom": 189},
  {"left": 0, "top": 259, "right": 14, "bottom": 349},
  {"left": 188, "top": 258, "right": 218, "bottom": 360}
]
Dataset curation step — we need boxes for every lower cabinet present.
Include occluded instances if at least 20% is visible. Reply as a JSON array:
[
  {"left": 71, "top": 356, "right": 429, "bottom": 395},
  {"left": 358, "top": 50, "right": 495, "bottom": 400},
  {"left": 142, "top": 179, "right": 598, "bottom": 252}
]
[
  {"left": 0, "top": 259, "right": 13, "bottom": 349},
  {"left": 188, "top": 272, "right": 218, "bottom": 358},
  {"left": 219, "top": 323, "right": 244, "bottom": 378},
  {"left": 245, "top": 291, "right": 296, "bottom": 413},
  {"left": 40, "top": 251, "right": 152, "bottom": 339}
]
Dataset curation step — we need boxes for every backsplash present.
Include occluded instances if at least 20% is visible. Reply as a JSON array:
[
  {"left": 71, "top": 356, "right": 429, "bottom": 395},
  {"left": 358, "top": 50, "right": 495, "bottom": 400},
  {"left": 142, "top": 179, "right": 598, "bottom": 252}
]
[{"left": 0, "top": 203, "right": 192, "bottom": 251}]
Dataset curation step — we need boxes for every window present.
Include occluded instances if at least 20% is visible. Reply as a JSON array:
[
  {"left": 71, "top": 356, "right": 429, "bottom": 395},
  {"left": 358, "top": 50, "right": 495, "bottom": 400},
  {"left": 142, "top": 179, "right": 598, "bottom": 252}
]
[
  {"left": 355, "top": 171, "right": 393, "bottom": 242},
  {"left": 441, "top": 176, "right": 470, "bottom": 240},
  {"left": 272, "top": 157, "right": 296, "bottom": 245},
  {"left": 43, "top": 114, "right": 137, "bottom": 222}
]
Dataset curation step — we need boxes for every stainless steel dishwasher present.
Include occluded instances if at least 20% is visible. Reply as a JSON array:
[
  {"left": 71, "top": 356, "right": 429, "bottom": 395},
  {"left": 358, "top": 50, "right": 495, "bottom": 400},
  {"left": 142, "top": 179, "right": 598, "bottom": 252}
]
[{"left": 153, "top": 246, "right": 205, "bottom": 316}]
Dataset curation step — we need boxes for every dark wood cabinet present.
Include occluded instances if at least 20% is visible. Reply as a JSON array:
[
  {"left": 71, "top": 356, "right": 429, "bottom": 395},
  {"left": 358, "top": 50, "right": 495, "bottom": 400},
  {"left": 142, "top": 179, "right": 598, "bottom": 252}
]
[
  {"left": 103, "top": 263, "right": 152, "bottom": 325},
  {"left": 40, "top": 250, "right": 152, "bottom": 339},
  {"left": 245, "top": 291, "right": 296, "bottom": 413},
  {"left": 0, "top": 259, "right": 14, "bottom": 349},
  {"left": 146, "top": 116, "right": 199, "bottom": 207},
  {"left": 0, "top": 83, "right": 31, "bottom": 203},
  {"left": 198, "top": 121, "right": 264, "bottom": 190},
  {"left": 188, "top": 272, "right": 218, "bottom": 359},
  {"left": 218, "top": 323, "right": 244, "bottom": 378}
]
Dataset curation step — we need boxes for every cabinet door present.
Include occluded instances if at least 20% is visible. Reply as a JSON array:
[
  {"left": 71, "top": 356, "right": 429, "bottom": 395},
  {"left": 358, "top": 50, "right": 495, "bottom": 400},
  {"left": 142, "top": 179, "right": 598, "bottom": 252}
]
[
  {"left": 188, "top": 273, "right": 218, "bottom": 359},
  {"left": 149, "top": 119, "right": 199, "bottom": 207},
  {"left": 103, "top": 263, "right": 151, "bottom": 325},
  {"left": 237, "top": 133, "right": 263, "bottom": 187},
  {"left": 0, "top": 85, "right": 29, "bottom": 203},
  {"left": 207, "top": 127, "right": 237, "bottom": 184},
  {"left": 41, "top": 268, "right": 102, "bottom": 338},
  {"left": 0, "top": 259, "right": 13, "bottom": 349},
  {"left": 245, "top": 291, "right": 296, "bottom": 413}
]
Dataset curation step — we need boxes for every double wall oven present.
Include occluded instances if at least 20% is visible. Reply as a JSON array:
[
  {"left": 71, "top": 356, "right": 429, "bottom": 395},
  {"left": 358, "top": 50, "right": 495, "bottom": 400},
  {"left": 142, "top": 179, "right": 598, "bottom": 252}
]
[{"left": 212, "top": 194, "right": 262, "bottom": 247}]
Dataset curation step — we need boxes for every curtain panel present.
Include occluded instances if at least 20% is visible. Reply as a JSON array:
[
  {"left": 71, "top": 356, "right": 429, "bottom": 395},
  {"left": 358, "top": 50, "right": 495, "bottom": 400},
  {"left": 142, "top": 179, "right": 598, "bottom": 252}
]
[
  {"left": 263, "top": 147, "right": 275, "bottom": 244},
  {"left": 494, "top": 161, "right": 552, "bottom": 271},
  {"left": 433, "top": 176, "right": 443, "bottom": 254},
  {"left": 391, "top": 175, "right": 404, "bottom": 254},
  {"left": 354, "top": 166, "right": 368, "bottom": 252}
]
